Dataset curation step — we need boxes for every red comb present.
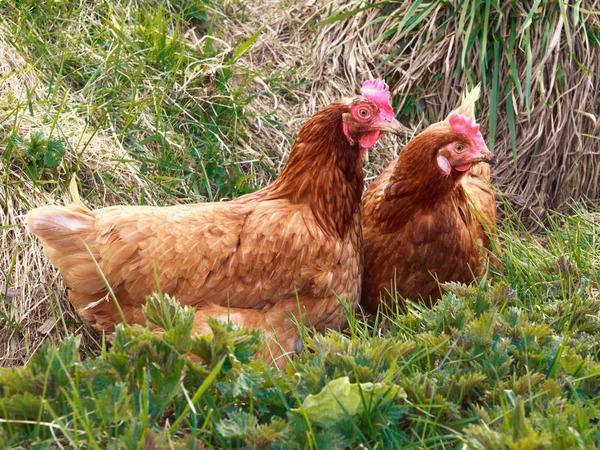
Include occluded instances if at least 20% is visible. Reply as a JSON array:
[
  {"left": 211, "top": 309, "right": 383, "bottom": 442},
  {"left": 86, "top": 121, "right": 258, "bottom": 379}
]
[
  {"left": 448, "top": 113, "right": 487, "bottom": 151},
  {"left": 360, "top": 79, "right": 395, "bottom": 120}
]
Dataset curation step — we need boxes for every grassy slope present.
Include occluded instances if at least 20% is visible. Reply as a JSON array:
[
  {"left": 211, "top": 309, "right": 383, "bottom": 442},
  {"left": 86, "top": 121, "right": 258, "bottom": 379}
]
[
  {"left": 1, "top": 0, "right": 600, "bottom": 448},
  {"left": 0, "top": 0, "right": 315, "bottom": 366}
]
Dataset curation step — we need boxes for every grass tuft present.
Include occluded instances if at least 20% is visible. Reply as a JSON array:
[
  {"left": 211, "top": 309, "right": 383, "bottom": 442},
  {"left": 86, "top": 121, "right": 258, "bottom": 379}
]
[{"left": 315, "top": 0, "right": 600, "bottom": 225}]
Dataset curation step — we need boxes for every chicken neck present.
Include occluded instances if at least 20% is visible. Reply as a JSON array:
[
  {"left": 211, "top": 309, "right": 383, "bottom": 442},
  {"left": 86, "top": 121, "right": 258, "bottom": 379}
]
[
  {"left": 267, "top": 104, "right": 365, "bottom": 238},
  {"left": 376, "top": 131, "right": 470, "bottom": 228}
]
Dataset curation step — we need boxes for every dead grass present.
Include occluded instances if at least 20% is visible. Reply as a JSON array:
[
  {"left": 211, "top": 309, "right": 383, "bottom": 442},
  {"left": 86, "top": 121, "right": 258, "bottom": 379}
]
[
  {"left": 218, "top": 0, "right": 402, "bottom": 180},
  {"left": 0, "top": 28, "right": 158, "bottom": 366},
  {"left": 308, "top": 0, "right": 600, "bottom": 221},
  {"left": 226, "top": 0, "right": 600, "bottom": 217}
]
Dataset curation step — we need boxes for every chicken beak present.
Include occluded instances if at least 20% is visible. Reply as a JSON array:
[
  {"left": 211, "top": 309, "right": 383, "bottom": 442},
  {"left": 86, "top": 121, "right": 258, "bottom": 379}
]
[
  {"left": 480, "top": 147, "right": 498, "bottom": 166},
  {"left": 378, "top": 117, "right": 407, "bottom": 137}
]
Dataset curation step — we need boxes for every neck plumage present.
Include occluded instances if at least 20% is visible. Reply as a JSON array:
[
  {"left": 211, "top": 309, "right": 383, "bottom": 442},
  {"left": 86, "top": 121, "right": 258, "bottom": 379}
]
[
  {"left": 267, "top": 103, "right": 364, "bottom": 238},
  {"left": 376, "top": 130, "right": 466, "bottom": 227}
]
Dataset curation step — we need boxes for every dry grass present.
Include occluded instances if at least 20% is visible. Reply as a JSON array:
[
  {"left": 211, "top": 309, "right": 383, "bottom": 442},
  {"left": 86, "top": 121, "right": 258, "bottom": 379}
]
[
  {"left": 220, "top": 0, "right": 404, "bottom": 181},
  {"left": 227, "top": 0, "right": 600, "bottom": 218},
  {"left": 309, "top": 0, "right": 600, "bottom": 220},
  {"left": 0, "top": 29, "right": 157, "bottom": 366}
]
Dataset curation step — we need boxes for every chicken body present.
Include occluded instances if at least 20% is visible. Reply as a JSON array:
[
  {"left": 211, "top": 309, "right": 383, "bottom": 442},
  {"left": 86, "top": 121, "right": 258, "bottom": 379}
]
[
  {"left": 361, "top": 159, "right": 496, "bottom": 311},
  {"left": 27, "top": 80, "right": 403, "bottom": 364},
  {"left": 29, "top": 193, "right": 361, "bottom": 355},
  {"left": 361, "top": 88, "right": 498, "bottom": 312}
]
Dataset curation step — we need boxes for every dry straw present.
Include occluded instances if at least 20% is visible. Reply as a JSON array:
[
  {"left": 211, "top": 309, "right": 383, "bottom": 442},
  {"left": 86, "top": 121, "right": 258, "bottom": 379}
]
[
  {"left": 0, "top": 32, "right": 154, "bottom": 365},
  {"left": 307, "top": 0, "right": 600, "bottom": 222}
]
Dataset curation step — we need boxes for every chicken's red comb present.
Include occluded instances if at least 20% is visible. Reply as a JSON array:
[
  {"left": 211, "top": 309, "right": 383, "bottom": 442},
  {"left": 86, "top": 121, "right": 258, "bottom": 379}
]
[
  {"left": 448, "top": 113, "right": 487, "bottom": 151},
  {"left": 360, "top": 79, "right": 394, "bottom": 120}
]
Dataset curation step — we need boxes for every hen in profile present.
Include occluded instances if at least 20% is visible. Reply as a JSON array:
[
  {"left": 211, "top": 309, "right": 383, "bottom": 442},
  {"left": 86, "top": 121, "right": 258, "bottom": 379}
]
[
  {"left": 361, "top": 86, "right": 499, "bottom": 312},
  {"left": 27, "top": 80, "right": 403, "bottom": 364}
]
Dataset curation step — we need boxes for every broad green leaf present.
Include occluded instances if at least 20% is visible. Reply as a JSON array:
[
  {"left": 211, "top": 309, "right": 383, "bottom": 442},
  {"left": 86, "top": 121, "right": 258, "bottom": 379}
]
[
  {"left": 43, "top": 139, "right": 65, "bottom": 168},
  {"left": 294, "top": 376, "right": 405, "bottom": 426}
]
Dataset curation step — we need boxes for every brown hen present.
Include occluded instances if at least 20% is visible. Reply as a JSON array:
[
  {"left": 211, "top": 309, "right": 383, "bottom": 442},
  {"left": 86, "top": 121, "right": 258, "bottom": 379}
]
[
  {"left": 361, "top": 86, "right": 499, "bottom": 312},
  {"left": 27, "top": 80, "right": 403, "bottom": 365}
]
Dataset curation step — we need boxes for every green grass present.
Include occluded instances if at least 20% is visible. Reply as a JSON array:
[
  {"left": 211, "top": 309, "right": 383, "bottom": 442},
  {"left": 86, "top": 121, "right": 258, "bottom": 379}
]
[
  {"left": 1, "top": 0, "right": 271, "bottom": 202},
  {"left": 2, "top": 206, "right": 600, "bottom": 448},
  {"left": 1, "top": 0, "right": 600, "bottom": 447}
]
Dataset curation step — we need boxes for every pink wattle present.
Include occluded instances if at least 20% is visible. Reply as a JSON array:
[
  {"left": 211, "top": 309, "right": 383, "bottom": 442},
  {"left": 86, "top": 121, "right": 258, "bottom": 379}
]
[
  {"left": 454, "top": 163, "right": 473, "bottom": 172},
  {"left": 359, "top": 131, "right": 382, "bottom": 149}
]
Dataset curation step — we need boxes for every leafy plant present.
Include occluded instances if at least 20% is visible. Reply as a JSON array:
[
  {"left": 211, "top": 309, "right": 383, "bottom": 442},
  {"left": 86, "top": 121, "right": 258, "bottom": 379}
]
[
  {"left": 2, "top": 207, "right": 600, "bottom": 447},
  {"left": 4, "top": 131, "right": 66, "bottom": 180}
]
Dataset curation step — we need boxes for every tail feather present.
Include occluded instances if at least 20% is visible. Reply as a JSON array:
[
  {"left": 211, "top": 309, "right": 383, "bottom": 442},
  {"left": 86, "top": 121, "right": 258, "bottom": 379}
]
[
  {"left": 27, "top": 205, "right": 93, "bottom": 238},
  {"left": 26, "top": 198, "right": 107, "bottom": 299},
  {"left": 69, "top": 174, "right": 91, "bottom": 212},
  {"left": 27, "top": 175, "right": 93, "bottom": 244}
]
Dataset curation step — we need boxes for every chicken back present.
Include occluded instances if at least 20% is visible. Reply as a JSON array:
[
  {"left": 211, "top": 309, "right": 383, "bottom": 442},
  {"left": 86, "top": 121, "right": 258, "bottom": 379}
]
[
  {"left": 361, "top": 86, "right": 499, "bottom": 312},
  {"left": 27, "top": 79, "right": 403, "bottom": 365}
]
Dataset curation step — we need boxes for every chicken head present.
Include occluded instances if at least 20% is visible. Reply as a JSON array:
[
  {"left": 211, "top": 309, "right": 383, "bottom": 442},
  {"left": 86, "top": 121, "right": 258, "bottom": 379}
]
[
  {"left": 342, "top": 79, "right": 404, "bottom": 149},
  {"left": 435, "top": 113, "right": 497, "bottom": 174}
]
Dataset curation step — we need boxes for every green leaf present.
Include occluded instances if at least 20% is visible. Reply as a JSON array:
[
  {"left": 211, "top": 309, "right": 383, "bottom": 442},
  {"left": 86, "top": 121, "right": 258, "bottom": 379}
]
[
  {"left": 190, "top": 318, "right": 263, "bottom": 370},
  {"left": 488, "top": 39, "right": 500, "bottom": 152},
  {"left": 320, "top": 5, "right": 376, "bottom": 26},
  {"left": 505, "top": 94, "right": 518, "bottom": 167},
  {"left": 460, "top": 0, "right": 477, "bottom": 69},
  {"left": 294, "top": 376, "right": 405, "bottom": 427},
  {"left": 93, "top": 383, "right": 131, "bottom": 425},
  {"left": 43, "top": 139, "right": 65, "bottom": 168},
  {"left": 518, "top": 0, "right": 543, "bottom": 36},
  {"left": 479, "top": 0, "right": 492, "bottom": 72},
  {"left": 169, "top": 356, "right": 226, "bottom": 435},
  {"left": 9, "top": 134, "right": 25, "bottom": 151},
  {"left": 142, "top": 292, "right": 195, "bottom": 352},
  {"left": 216, "top": 410, "right": 258, "bottom": 438},
  {"left": 557, "top": 0, "right": 572, "bottom": 53},
  {"left": 525, "top": 29, "right": 533, "bottom": 118}
]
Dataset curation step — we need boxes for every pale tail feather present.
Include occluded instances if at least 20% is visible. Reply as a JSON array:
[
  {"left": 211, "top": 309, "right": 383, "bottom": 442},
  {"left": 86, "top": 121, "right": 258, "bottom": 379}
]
[
  {"left": 69, "top": 174, "right": 91, "bottom": 212},
  {"left": 26, "top": 189, "right": 108, "bottom": 303}
]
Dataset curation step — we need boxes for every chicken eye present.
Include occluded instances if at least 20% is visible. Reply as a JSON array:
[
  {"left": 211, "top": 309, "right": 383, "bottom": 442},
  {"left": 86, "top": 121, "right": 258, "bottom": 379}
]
[
  {"left": 357, "top": 108, "right": 371, "bottom": 119},
  {"left": 455, "top": 144, "right": 465, "bottom": 153}
]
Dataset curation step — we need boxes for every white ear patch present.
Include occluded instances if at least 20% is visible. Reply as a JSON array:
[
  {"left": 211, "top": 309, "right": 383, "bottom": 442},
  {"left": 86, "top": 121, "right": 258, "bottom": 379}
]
[{"left": 437, "top": 155, "right": 451, "bottom": 174}]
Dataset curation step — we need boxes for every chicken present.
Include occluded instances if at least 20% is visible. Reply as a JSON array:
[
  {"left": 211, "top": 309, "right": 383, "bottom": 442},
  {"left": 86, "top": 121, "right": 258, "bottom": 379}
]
[
  {"left": 27, "top": 79, "right": 403, "bottom": 364},
  {"left": 361, "top": 86, "right": 498, "bottom": 312}
]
